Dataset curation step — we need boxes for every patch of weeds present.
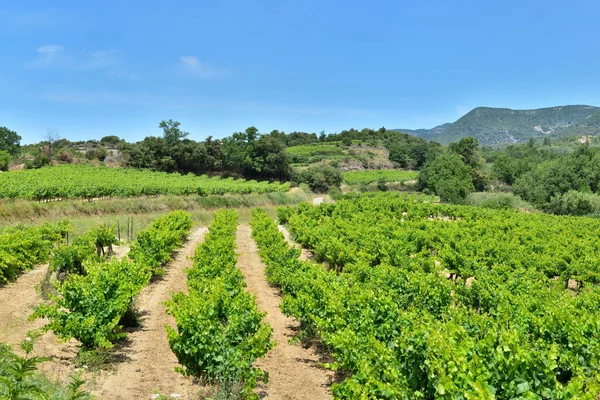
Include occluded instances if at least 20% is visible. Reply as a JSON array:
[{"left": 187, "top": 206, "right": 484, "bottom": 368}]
[{"left": 75, "top": 348, "right": 118, "bottom": 372}]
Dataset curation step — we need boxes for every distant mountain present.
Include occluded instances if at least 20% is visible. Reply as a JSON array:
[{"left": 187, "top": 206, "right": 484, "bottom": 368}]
[{"left": 393, "top": 105, "right": 600, "bottom": 145}]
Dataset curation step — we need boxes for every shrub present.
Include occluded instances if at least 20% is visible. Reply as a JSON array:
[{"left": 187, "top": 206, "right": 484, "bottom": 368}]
[
  {"left": 417, "top": 153, "right": 474, "bottom": 203},
  {"left": 0, "top": 150, "right": 11, "bottom": 171},
  {"left": 297, "top": 165, "right": 342, "bottom": 193},
  {"left": 546, "top": 190, "right": 600, "bottom": 216}
]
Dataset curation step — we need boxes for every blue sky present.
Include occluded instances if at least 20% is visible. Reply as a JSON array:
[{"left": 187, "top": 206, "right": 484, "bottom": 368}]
[{"left": 1, "top": 0, "right": 599, "bottom": 144}]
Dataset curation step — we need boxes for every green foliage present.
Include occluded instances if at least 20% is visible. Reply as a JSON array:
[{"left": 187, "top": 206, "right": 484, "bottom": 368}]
[
  {"left": 128, "top": 210, "right": 192, "bottom": 277},
  {"left": 513, "top": 146, "right": 600, "bottom": 211},
  {"left": 253, "top": 193, "right": 600, "bottom": 398},
  {"left": 0, "top": 224, "right": 64, "bottom": 284},
  {"left": 33, "top": 211, "right": 192, "bottom": 349},
  {"left": 0, "top": 126, "right": 21, "bottom": 156},
  {"left": 297, "top": 165, "right": 342, "bottom": 193},
  {"left": 0, "top": 164, "right": 290, "bottom": 200},
  {"left": 0, "top": 150, "right": 11, "bottom": 171},
  {"left": 34, "top": 258, "right": 150, "bottom": 349},
  {"left": 384, "top": 133, "right": 440, "bottom": 168},
  {"left": 465, "top": 192, "right": 535, "bottom": 211},
  {"left": 0, "top": 337, "right": 91, "bottom": 399},
  {"left": 546, "top": 190, "right": 600, "bottom": 216},
  {"left": 285, "top": 145, "right": 344, "bottom": 164},
  {"left": 51, "top": 224, "right": 118, "bottom": 278},
  {"left": 417, "top": 153, "right": 474, "bottom": 203},
  {"left": 243, "top": 135, "right": 292, "bottom": 180},
  {"left": 85, "top": 147, "right": 107, "bottom": 161},
  {"left": 100, "top": 135, "right": 121, "bottom": 146},
  {"left": 341, "top": 170, "right": 418, "bottom": 185},
  {"left": 166, "top": 210, "right": 273, "bottom": 398},
  {"left": 277, "top": 206, "right": 295, "bottom": 225}
]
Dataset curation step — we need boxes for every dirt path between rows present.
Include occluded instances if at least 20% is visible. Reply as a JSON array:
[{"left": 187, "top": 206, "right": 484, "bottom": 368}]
[
  {"left": 90, "top": 228, "right": 207, "bottom": 399},
  {"left": 0, "top": 264, "right": 79, "bottom": 382},
  {"left": 236, "top": 224, "right": 332, "bottom": 400},
  {"left": 277, "top": 225, "right": 311, "bottom": 262},
  {"left": 0, "top": 243, "right": 132, "bottom": 383}
]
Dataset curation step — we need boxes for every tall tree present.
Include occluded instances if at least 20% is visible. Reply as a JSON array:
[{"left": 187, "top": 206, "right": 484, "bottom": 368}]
[
  {"left": 0, "top": 127, "right": 21, "bottom": 155},
  {"left": 159, "top": 119, "right": 189, "bottom": 144},
  {"left": 44, "top": 129, "right": 61, "bottom": 162}
]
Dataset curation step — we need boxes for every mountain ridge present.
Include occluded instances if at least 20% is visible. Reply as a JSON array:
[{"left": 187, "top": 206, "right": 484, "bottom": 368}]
[{"left": 394, "top": 105, "right": 600, "bottom": 145}]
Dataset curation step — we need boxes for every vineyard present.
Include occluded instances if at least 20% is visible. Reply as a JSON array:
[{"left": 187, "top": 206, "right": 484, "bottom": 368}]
[
  {"left": 259, "top": 193, "right": 600, "bottom": 398},
  {"left": 341, "top": 169, "right": 418, "bottom": 185},
  {"left": 3, "top": 191, "right": 600, "bottom": 398},
  {"left": 166, "top": 210, "right": 273, "bottom": 398},
  {"left": 0, "top": 222, "right": 67, "bottom": 283},
  {"left": 34, "top": 210, "right": 193, "bottom": 349},
  {"left": 0, "top": 165, "right": 290, "bottom": 200}
]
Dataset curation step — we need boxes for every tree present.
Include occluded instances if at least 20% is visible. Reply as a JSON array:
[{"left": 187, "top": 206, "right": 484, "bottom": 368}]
[
  {"left": 449, "top": 137, "right": 479, "bottom": 168},
  {"left": 417, "top": 153, "right": 474, "bottom": 203},
  {"left": 44, "top": 129, "right": 61, "bottom": 162},
  {"left": 100, "top": 135, "right": 121, "bottom": 146},
  {"left": 245, "top": 126, "right": 259, "bottom": 143},
  {"left": 0, "top": 127, "right": 21, "bottom": 155},
  {"left": 0, "top": 150, "right": 11, "bottom": 171},
  {"left": 449, "top": 137, "right": 488, "bottom": 191},
  {"left": 298, "top": 165, "right": 342, "bottom": 193},
  {"left": 341, "top": 136, "right": 352, "bottom": 146},
  {"left": 543, "top": 136, "right": 552, "bottom": 146},
  {"left": 245, "top": 135, "right": 291, "bottom": 180},
  {"left": 159, "top": 120, "right": 189, "bottom": 144}
]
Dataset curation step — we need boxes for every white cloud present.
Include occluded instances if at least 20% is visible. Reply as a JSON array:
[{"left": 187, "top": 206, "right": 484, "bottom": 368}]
[
  {"left": 27, "top": 44, "right": 66, "bottom": 68},
  {"left": 179, "top": 56, "right": 228, "bottom": 79},
  {"left": 37, "top": 44, "right": 64, "bottom": 54},
  {"left": 26, "top": 46, "right": 137, "bottom": 79}
]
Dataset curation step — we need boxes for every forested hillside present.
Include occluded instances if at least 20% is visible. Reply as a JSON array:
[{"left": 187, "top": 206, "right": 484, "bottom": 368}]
[{"left": 395, "top": 105, "right": 600, "bottom": 145}]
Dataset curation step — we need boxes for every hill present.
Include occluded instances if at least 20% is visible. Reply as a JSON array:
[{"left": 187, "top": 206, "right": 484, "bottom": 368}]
[{"left": 394, "top": 105, "right": 600, "bottom": 145}]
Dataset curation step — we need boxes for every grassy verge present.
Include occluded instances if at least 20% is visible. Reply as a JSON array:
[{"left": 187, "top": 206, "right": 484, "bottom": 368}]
[
  {"left": 0, "top": 193, "right": 293, "bottom": 239},
  {"left": 0, "top": 191, "right": 307, "bottom": 232}
]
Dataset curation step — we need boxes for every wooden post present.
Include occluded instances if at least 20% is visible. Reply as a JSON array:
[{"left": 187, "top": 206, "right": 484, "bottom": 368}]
[{"left": 117, "top": 220, "right": 121, "bottom": 242}]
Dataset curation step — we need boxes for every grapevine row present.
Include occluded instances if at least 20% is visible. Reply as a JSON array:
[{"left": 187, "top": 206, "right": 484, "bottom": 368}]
[
  {"left": 33, "top": 210, "right": 192, "bottom": 349},
  {"left": 166, "top": 210, "right": 273, "bottom": 398},
  {"left": 0, "top": 222, "right": 67, "bottom": 284},
  {"left": 254, "top": 195, "right": 600, "bottom": 398},
  {"left": 0, "top": 164, "right": 290, "bottom": 201}
]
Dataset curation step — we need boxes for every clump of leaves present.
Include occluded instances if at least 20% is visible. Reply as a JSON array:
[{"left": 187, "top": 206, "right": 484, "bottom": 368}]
[{"left": 0, "top": 335, "right": 91, "bottom": 399}]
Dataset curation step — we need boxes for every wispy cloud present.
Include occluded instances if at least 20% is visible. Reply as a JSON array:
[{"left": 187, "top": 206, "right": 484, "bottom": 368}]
[
  {"left": 26, "top": 46, "right": 138, "bottom": 79},
  {"left": 27, "top": 44, "right": 67, "bottom": 68},
  {"left": 179, "top": 56, "right": 229, "bottom": 79}
]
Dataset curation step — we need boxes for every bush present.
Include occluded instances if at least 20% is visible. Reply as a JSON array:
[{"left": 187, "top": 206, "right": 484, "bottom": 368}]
[
  {"left": 277, "top": 206, "right": 295, "bottom": 224},
  {"left": 297, "top": 165, "right": 342, "bottom": 193},
  {"left": 546, "top": 190, "right": 600, "bottom": 216},
  {"left": 417, "top": 153, "right": 474, "bottom": 203},
  {"left": 0, "top": 150, "right": 11, "bottom": 171},
  {"left": 465, "top": 192, "right": 535, "bottom": 211}
]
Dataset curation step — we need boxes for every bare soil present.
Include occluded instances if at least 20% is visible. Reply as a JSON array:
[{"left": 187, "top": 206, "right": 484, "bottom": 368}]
[
  {"left": 278, "top": 225, "right": 312, "bottom": 262},
  {"left": 236, "top": 224, "right": 332, "bottom": 400},
  {"left": 90, "top": 227, "right": 208, "bottom": 399},
  {"left": 0, "top": 265, "right": 79, "bottom": 382}
]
